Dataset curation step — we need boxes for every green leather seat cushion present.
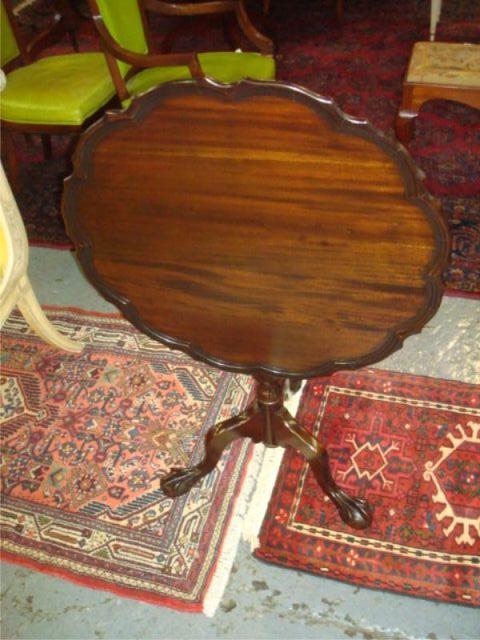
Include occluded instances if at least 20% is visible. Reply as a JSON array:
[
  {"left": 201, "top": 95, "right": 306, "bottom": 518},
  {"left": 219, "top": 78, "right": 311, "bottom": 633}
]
[
  {"left": 126, "top": 52, "right": 276, "bottom": 99},
  {"left": 1, "top": 53, "right": 115, "bottom": 125}
]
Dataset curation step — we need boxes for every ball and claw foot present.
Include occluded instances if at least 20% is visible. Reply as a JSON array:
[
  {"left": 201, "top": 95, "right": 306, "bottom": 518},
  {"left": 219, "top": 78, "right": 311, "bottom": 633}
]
[
  {"left": 330, "top": 489, "right": 373, "bottom": 530},
  {"left": 161, "top": 465, "right": 208, "bottom": 497},
  {"left": 309, "top": 450, "right": 373, "bottom": 529}
]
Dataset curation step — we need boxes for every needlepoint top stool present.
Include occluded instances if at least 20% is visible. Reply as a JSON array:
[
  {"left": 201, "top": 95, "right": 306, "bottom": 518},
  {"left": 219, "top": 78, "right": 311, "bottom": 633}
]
[
  {"left": 395, "top": 41, "right": 480, "bottom": 144},
  {"left": 63, "top": 79, "right": 449, "bottom": 530}
]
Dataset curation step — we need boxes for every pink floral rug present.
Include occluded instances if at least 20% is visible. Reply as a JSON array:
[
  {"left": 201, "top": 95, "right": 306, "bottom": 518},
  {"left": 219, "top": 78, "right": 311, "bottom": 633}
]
[{"left": 0, "top": 307, "right": 260, "bottom": 614}]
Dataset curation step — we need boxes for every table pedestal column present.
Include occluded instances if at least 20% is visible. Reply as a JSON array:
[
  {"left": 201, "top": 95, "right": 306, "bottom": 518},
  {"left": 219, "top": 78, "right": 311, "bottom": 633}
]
[{"left": 161, "top": 376, "right": 373, "bottom": 530}]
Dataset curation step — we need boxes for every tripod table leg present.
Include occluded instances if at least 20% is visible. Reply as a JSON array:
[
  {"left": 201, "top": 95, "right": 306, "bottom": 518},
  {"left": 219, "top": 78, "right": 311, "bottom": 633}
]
[
  {"left": 161, "top": 404, "right": 260, "bottom": 497},
  {"left": 275, "top": 408, "right": 373, "bottom": 529}
]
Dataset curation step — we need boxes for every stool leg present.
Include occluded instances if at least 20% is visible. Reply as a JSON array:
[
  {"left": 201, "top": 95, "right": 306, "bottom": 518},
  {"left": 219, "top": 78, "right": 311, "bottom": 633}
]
[
  {"left": 395, "top": 83, "right": 420, "bottom": 145},
  {"left": 395, "top": 109, "right": 418, "bottom": 146}
]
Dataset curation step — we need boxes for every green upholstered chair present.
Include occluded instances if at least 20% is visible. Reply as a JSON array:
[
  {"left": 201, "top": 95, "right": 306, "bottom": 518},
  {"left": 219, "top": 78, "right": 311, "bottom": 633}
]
[
  {"left": 89, "top": 0, "right": 276, "bottom": 105},
  {"left": 0, "top": 0, "right": 116, "bottom": 185},
  {"left": 1, "top": 0, "right": 79, "bottom": 68},
  {"left": 1, "top": 2, "right": 20, "bottom": 70}
]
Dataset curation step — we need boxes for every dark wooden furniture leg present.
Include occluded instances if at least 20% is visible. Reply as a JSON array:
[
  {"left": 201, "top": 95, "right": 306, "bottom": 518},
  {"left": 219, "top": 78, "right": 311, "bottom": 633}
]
[
  {"left": 274, "top": 406, "right": 372, "bottom": 529},
  {"left": 395, "top": 109, "right": 417, "bottom": 145},
  {"left": 161, "top": 404, "right": 263, "bottom": 496},
  {"left": 161, "top": 377, "right": 373, "bottom": 529},
  {"left": 336, "top": 0, "right": 344, "bottom": 24},
  {"left": 41, "top": 134, "right": 53, "bottom": 160}
]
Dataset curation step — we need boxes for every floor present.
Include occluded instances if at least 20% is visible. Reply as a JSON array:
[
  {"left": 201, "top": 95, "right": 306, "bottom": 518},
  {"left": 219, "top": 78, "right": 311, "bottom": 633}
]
[{"left": 1, "top": 247, "right": 479, "bottom": 640}]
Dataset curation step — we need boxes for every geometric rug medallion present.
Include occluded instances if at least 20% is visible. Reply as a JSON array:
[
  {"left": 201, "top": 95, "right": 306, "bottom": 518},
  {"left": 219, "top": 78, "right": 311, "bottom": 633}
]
[
  {"left": 254, "top": 369, "right": 480, "bottom": 606},
  {"left": 0, "top": 308, "right": 258, "bottom": 614}
]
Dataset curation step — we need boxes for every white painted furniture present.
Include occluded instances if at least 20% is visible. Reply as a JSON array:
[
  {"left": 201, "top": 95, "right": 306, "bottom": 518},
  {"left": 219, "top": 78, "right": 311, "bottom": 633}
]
[
  {"left": 0, "top": 161, "right": 83, "bottom": 351},
  {"left": 0, "top": 68, "right": 81, "bottom": 351}
]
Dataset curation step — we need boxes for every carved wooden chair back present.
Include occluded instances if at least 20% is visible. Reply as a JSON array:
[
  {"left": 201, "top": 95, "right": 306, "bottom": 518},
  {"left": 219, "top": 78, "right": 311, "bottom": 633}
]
[
  {"left": 1, "top": 0, "right": 78, "bottom": 71},
  {"left": 88, "top": 0, "right": 274, "bottom": 104}
]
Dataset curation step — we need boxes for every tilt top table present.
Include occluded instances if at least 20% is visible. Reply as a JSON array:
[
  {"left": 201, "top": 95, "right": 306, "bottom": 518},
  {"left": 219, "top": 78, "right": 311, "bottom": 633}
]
[{"left": 63, "top": 79, "right": 449, "bottom": 530}]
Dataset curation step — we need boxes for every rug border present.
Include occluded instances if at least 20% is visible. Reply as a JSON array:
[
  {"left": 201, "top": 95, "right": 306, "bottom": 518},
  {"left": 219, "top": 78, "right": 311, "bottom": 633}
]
[
  {"left": 0, "top": 549, "right": 202, "bottom": 612},
  {"left": 29, "top": 241, "right": 73, "bottom": 251},
  {"left": 33, "top": 304, "right": 123, "bottom": 319},
  {"left": 1, "top": 443, "right": 255, "bottom": 614},
  {"left": 253, "top": 549, "right": 479, "bottom": 608},
  {"left": 444, "top": 290, "right": 480, "bottom": 300}
]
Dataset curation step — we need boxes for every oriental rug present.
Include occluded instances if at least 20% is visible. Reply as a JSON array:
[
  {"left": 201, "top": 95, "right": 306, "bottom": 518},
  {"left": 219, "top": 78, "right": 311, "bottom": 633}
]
[
  {"left": 14, "top": 0, "right": 480, "bottom": 296},
  {"left": 254, "top": 369, "right": 480, "bottom": 606},
  {"left": 0, "top": 308, "right": 260, "bottom": 615}
]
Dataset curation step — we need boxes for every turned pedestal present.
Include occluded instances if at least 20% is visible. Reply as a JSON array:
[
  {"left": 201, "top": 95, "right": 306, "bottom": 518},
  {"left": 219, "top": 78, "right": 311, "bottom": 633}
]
[{"left": 161, "top": 377, "right": 372, "bottom": 529}]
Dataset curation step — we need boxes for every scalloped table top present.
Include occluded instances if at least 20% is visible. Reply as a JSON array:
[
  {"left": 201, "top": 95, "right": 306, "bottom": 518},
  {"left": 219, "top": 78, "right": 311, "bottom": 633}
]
[{"left": 63, "top": 80, "right": 449, "bottom": 378}]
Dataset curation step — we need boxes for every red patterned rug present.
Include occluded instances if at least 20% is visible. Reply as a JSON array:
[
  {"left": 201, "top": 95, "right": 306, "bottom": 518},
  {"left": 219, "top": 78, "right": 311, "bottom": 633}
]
[
  {"left": 254, "top": 369, "right": 480, "bottom": 606},
  {"left": 0, "top": 308, "right": 259, "bottom": 614},
  {"left": 13, "top": 0, "right": 480, "bottom": 296}
]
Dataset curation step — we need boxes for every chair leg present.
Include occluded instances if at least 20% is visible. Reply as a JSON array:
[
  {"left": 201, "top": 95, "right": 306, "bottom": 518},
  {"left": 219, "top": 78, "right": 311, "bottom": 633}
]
[
  {"left": 222, "top": 14, "right": 243, "bottom": 51},
  {"left": 16, "top": 275, "right": 84, "bottom": 353},
  {"left": 41, "top": 135, "right": 53, "bottom": 161},
  {"left": 336, "top": 0, "right": 344, "bottom": 24},
  {"left": 2, "top": 131, "right": 19, "bottom": 192},
  {"left": 64, "top": 134, "right": 81, "bottom": 177},
  {"left": 395, "top": 109, "right": 418, "bottom": 145},
  {"left": 68, "top": 29, "right": 79, "bottom": 51}
]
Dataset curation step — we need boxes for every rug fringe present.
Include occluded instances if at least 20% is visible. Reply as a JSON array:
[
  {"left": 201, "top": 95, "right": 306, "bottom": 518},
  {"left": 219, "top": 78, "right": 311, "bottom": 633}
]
[
  {"left": 241, "top": 446, "right": 285, "bottom": 552},
  {"left": 202, "top": 442, "right": 267, "bottom": 617},
  {"left": 242, "top": 382, "right": 305, "bottom": 551}
]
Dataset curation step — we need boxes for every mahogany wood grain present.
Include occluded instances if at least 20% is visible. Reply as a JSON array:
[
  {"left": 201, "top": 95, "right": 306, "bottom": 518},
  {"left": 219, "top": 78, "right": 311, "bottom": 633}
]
[
  {"left": 63, "top": 80, "right": 449, "bottom": 528},
  {"left": 63, "top": 80, "right": 449, "bottom": 379}
]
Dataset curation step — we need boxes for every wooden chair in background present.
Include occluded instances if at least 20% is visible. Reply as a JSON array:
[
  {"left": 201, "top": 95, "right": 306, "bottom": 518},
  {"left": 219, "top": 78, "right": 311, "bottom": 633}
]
[
  {"left": 0, "top": 0, "right": 117, "bottom": 187},
  {"left": 1, "top": 0, "right": 79, "bottom": 71},
  {"left": 89, "top": 0, "right": 275, "bottom": 106}
]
